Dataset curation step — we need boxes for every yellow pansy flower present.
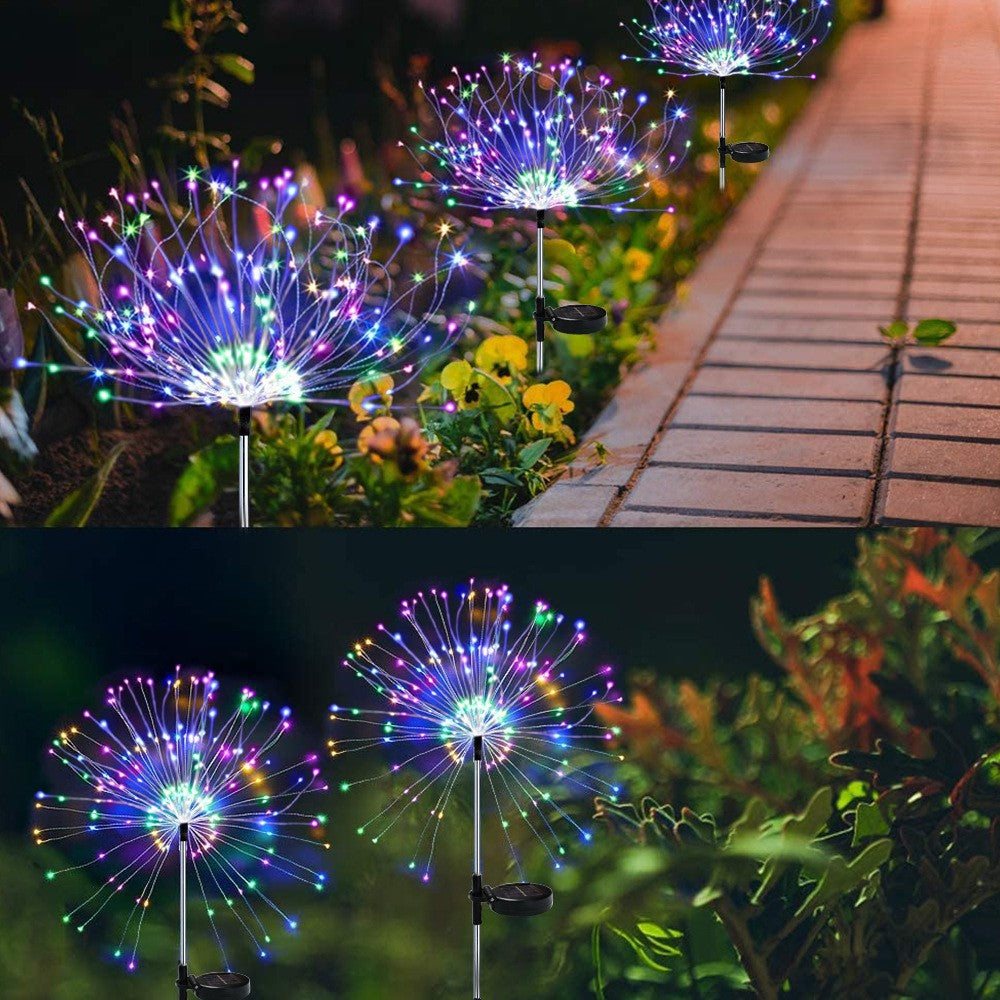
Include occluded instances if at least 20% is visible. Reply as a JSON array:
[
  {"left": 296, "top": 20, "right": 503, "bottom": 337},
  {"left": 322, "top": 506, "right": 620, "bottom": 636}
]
[
  {"left": 313, "top": 429, "right": 344, "bottom": 470},
  {"left": 474, "top": 335, "right": 529, "bottom": 383},
  {"left": 348, "top": 375, "right": 394, "bottom": 421},
  {"left": 624, "top": 247, "right": 654, "bottom": 283},
  {"left": 522, "top": 380, "right": 575, "bottom": 442},
  {"left": 656, "top": 212, "right": 677, "bottom": 250},
  {"left": 440, "top": 360, "right": 484, "bottom": 409}
]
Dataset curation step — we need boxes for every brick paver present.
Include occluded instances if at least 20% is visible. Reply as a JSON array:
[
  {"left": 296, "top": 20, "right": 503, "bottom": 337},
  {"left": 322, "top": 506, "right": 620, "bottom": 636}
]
[{"left": 517, "top": 0, "right": 1000, "bottom": 528}]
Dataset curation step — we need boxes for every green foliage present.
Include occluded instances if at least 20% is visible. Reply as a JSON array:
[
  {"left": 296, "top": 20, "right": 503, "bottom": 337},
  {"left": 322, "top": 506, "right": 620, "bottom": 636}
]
[
  {"left": 44, "top": 441, "right": 128, "bottom": 527},
  {"left": 170, "top": 409, "right": 481, "bottom": 527},
  {"left": 879, "top": 319, "right": 958, "bottom": 347},
  {"left": 155, "top": 0, "right": 255, "bottom": 167},
  {"left": 420, "top": 337, "right": 573, "bottom": 524},
  {"left": 590, "top": 530, "right": 1000, "bottom": 999},
  {"left": 169, "top": 436, "right": 238, "bottom": 526}
]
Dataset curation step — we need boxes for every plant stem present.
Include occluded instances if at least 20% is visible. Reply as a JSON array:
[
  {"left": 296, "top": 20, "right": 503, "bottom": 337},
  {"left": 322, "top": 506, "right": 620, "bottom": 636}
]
[
  {"left": 683, "top": 914, "right": 704, "bottom": 1000},
  {"left": 713, "top": 899, "right": 778, "bottom": 1000},
  {"left": 592, "top": 924, "right": 606, "bottom": 1000}
]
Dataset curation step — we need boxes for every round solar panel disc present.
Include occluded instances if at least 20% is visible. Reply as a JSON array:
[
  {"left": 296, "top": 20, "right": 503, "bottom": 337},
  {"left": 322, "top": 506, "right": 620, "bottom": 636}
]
[
  {"left": 729, "top": 141, "right": 770, "bottom": 163},
  {"left": 193, "top": 972, "right": 251, "bottom": 1000},
  {"left": 550, "top": 304, "right": 607, "bottom": 335},
  {"left": 489, "top": 882, "right": 554, "bottom": 917}
]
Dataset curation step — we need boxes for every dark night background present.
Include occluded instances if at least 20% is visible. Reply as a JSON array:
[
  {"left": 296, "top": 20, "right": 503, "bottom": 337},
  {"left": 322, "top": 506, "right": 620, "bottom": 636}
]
[
  {"left": 0, "top": 528, "right": 869, "bottom": 835},
  {"left": 0, "top": 0, "right": 647, "bottom": 230}
]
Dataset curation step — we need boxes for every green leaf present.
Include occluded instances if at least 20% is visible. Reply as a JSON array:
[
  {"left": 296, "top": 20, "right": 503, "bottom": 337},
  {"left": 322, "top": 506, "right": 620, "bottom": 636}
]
[
  {"left": 238, "top": 135, "right": 284, "bottom": 173},
  {"left": 726, "top": 798, "right": 770, "bottom": 841},
  {"left": 480, "top": 469, "right": 523, "bottom": 488},
  {"left": 163, "top": 0, "right": 189, "bottom": 33},
  {"left": 592, "top": 924, "right": 606, "bottom": 1000},
  {"left": 913, "top": 319, "right": 957, "bottom": 346},
  {"left": 45, "top": 442, "right": 127, "bottom": 527},
  {"left": 433, "top": 474, "right": 481, "bottom": 526},
  {"left": 404, "top": 474, "right": 482, "bottom": 527},
  {"left": 793, "top": 838, "right": 892, "bottom": 917},
  {"left": 836, "top": 780, "right": 869, "bottom": 810},
  {"left": 304, "top": 409, "right": 337, "bottom": 442},
  {"left": 559, "top": 329, "right": 597, "bottom": 358},
  {"left": 635, "top": 922, "right": 683, "bottom": 958},
  {"left": 213, "top": 53, "right": 255, "bottom": 85},
  {"left": 879, "top": 321, "right": 910, "bottom": 341},
  {"left": 169, "top": 438, "right": 238, "bottom": 527},
  {"left": 607, "top": 924, "right": 674, "bottom": 972},
  {"left": 636, "top": 921, "right": 681, "bottom": 941},
  {"left": 518, "top": 437, "right": 553, "bottom": 469},
  {"left": 851, "top": 800, "right": 890, "bottom": 846}
]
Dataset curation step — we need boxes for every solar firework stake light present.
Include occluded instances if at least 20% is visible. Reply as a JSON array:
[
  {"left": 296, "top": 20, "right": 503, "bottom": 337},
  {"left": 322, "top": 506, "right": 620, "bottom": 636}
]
[
  {"left": 22, "top": 164, "right": 473, "bottom": 527},
  {"left": 178, "top": 822, "right": 251, "bottom": 1000},
  {"left": 623, "top": 0, "right": 834, "bottom": 188},
  {"left": 329, "top": 583, "right": 625, "bottom": 1000},
  {"left": 33, "top": 668, "right": 331, "bottom": 996},
  {"left": 397, "top": 55, "right": 689, "bottom": 370}
]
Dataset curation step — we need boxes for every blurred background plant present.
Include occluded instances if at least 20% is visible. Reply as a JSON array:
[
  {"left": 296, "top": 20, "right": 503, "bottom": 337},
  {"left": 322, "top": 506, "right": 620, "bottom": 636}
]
[
  {"left": 577, "top": 528, "right": 1000, "bottom": 998},
  {"left": 0, "top": 0, "right": 860, "bottom": 526}
]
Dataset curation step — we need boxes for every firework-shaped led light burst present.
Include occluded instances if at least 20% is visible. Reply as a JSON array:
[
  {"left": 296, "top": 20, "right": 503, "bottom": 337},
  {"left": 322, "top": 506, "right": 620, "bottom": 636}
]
[
  {"left": 329, "top": 582, "right": 623, "bottom": 999},
  {"left": 624, "top": 0, "right": 833, "bottom": 187},
  {"left": 396, "top": 54, "right": 690, "bottom": 370},
  {"left": 33, "top": 668, "right": 330, "bottom": 982},
  {"left": 23, "top": 164, "right": 473, "bottom": 526}
]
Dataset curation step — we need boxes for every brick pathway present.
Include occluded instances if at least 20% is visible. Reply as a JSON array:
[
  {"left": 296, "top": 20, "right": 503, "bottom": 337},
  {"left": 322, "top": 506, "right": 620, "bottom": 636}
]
[{"left": 517, "top": 0, "right": 1000, "bottom": 528}]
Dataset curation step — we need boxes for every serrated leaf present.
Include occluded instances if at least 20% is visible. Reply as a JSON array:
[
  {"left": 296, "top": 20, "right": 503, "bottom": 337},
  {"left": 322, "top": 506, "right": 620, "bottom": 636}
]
[
  {"left": 45, "top": 442, "right": 127, "bottom": 527},
  {"left": 852, "top": 800, "right": 890, "bottom": 846},
  {"left": 793, "top": 838, "right": 892, "bottom": 917},
  {"left": 833, "top": 736, "right": 961, "bottom": 788},
  {"left": 913, "top": 319, "right": 957, "bottom": 346},
  {"left": 727, "top": 799, "right": 771, "bottom": 842},
  {"left": 754, "top": 788, "right": 832, "bottom": 902},
  {"left": 787, "top": 787, "right": 834, "bottom": 840}
]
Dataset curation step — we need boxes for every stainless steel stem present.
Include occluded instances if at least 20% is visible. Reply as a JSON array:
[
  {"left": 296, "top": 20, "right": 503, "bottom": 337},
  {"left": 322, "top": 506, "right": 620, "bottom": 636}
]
[
  {"left": 536, "top": 224, "right": 545, "bottom": 372},
  {"left": 536, "top": 225, "right": 544, "bottom": 300},
  {"left": 719, "top": 78, "right": 727, "bottom": 191},
  {"left": 179, "top": 836, "right": 188, "bottom": 967},
  {"left": 473, "top": 755, "right": 482, "bottom": 999},
  {"left": 239, "top": 433, "right": 250, "bottom": 529}
]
